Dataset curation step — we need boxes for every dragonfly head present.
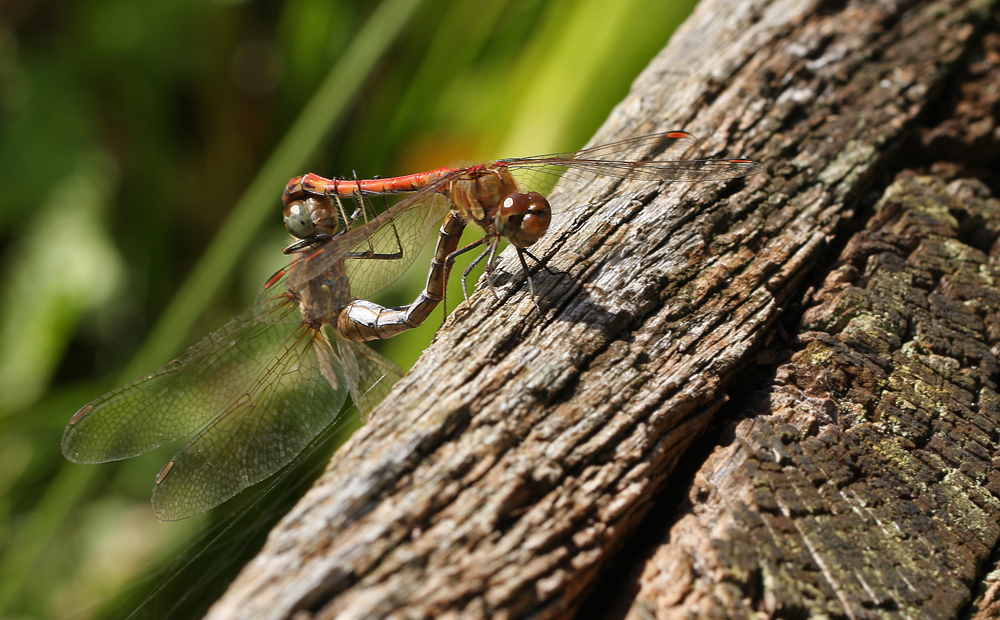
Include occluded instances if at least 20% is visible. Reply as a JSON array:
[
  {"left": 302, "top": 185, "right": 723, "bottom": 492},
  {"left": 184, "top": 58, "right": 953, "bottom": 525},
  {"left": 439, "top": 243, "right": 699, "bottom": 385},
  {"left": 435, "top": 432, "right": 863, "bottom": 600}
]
[
  {"left": 496, "top": 192, "right": 551, "bottom": 248},
  {"left": 284, "top": 196, "right": 339, "bottom": 240}
]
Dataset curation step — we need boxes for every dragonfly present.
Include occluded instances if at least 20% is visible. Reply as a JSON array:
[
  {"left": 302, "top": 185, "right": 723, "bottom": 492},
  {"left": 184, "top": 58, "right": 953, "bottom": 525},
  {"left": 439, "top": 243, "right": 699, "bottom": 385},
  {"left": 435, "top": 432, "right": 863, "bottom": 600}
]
[
  {"left": 62, "top": 131, "right": 763, "bottom": 520},
  {"left": 61, "top": 189, "right": 452, "bottom": 520},
  {"left": 284, "top": 131, "right": 764, "bottom": 328}
]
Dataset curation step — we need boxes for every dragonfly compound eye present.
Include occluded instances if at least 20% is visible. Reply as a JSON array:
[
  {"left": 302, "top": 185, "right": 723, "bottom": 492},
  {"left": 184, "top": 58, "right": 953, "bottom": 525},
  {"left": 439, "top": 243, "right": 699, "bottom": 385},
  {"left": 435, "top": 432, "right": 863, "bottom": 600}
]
[
  {"left": 284, "top": 197, "right": 338, "bottom": 239},
  {"left": 497, "top": 192, "right": 551, "bottom": 248},
  {"left": 283, "top": 200, "right": 314, "bottom": 238}
]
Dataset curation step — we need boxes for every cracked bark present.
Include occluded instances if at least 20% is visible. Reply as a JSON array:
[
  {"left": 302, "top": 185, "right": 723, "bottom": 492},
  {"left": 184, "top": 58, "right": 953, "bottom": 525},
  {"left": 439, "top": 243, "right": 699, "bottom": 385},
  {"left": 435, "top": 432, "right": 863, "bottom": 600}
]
[{"left": 206, "top": 0, "right": 1000, "bottom": 619}]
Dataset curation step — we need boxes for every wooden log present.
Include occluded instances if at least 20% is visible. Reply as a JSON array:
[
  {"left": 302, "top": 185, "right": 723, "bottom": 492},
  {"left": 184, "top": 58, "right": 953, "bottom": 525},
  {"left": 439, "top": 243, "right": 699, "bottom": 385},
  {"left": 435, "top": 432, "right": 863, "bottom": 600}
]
[
  {"left": 206, "top": 0, "right": 1000, "bottom": 618},
  {"left": 622, "top": 20, "right": 1000, "bottom": 620},
  {"left": 625, "top": 173, "right": 1000, "bottom": 619}
]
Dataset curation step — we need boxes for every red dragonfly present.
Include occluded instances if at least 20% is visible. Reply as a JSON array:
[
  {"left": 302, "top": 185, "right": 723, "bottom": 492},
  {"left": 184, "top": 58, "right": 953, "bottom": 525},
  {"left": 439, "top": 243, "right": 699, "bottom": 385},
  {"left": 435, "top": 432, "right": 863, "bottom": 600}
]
[
  {"left": 63, "top": 131, "right": 763, "bottom": 520},
  {"left": 285, "top": 131, "right": 763, "bottom": 332}
]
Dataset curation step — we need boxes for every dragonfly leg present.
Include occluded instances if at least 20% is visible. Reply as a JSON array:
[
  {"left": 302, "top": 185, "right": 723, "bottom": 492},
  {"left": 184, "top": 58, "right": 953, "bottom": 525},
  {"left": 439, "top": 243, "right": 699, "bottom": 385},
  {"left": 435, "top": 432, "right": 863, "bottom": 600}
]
[
  {"left": 519, "top": 248, "right": 558, "bottom": 276},
  {"left": 283, "top": 234, "right": 333, "bottom": 254},
  {"left": 446, "top": 236, "right": 490, "bottom": 304},
  {"left": 328, "top": 174, "right": 379, "bottom": 232},
  {"left": 515, "top": 248, "right": 542, "bottom": 315},
  {"left": 483, "top": 240, "right": 501, "bottom": 300}
]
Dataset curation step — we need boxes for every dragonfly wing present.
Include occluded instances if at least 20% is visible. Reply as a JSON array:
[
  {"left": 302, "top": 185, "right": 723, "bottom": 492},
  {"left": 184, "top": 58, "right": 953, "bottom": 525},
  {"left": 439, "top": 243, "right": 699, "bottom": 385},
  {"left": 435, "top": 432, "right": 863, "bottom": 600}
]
[
  {"left": 567, "top": 131, "right": 705, "bottom": 162},
  {"left": 286, "top": 187, "right": 453, "bottom": 300},
  {"left": 506, "top": 131, "right": 763, "bottom": 190},
  {"left": 343, "top": 191, "right": 452, "bottom": 300},
  {"left": 507, "top": 132, "right": 704, "bottom": 166},
  {"left": 62, "top": 294, "right": 300, "bottom": 464},
  {"left": 335, "top": 339, "right": 402, "bottom": 420},
  {"left": 151, "top": 325, "right": 351, "bottom": 521},
  {"left": 505, "top": 132, "right": 701, "bottom": 189}
]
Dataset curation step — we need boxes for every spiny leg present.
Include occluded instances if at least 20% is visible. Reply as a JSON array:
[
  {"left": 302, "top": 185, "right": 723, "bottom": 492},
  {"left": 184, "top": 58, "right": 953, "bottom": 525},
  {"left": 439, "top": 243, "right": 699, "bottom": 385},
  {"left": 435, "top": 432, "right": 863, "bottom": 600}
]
[
  {"left": 342, "top": 193, "right": 409, "bottom": 263},
  {"left": 519, "top": 248, "right": 558, "bottom": 276},
  {"left": 477, "top": 239, "right": 503, "bottom": 300},
  {"left": 379, "top": 190, "right": 406, "bottom": 262},
  {"left": 328, "top": 175, "right": 367, "bottom": 233},
  {"left": 444, "top": 236, "right": 490, "bottom": 304},
  {"left": 515, "top": 248, "right": 542, "bottom": 315}
]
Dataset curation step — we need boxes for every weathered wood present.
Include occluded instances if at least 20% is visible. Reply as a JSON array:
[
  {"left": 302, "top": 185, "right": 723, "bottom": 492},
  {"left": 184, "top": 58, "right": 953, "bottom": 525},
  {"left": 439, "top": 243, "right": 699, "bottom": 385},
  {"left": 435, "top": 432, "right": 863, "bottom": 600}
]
[
  {"left": 625, "top": 175, "right": 1000, "bottom": 619},
  {"left": 206, "top": 0, "right": 999, "bottom": 618},
  {"left": 620, "top": 25, "right": 1000, "bottom": 620}
]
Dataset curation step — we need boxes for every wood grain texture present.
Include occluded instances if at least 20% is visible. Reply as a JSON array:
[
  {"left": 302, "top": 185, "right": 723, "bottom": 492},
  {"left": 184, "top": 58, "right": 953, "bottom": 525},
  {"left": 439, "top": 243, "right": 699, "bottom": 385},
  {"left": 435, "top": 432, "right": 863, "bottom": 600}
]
[
  {"left": 206, "top": 0, "right": 1000, "bottom": 618},
  {"left": 627, "top": 175, "right": 1000, "bottom": 619},
  {"left": 621, "top": 23, "right": 1000, "bottom": 620}
]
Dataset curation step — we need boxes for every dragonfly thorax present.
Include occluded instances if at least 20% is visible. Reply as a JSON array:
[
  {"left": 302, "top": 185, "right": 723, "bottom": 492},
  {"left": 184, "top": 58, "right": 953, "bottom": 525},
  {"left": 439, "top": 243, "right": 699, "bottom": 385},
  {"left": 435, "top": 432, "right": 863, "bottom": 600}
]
[{"left": 448, "top": 167, "right": 521, "bottom": 231}]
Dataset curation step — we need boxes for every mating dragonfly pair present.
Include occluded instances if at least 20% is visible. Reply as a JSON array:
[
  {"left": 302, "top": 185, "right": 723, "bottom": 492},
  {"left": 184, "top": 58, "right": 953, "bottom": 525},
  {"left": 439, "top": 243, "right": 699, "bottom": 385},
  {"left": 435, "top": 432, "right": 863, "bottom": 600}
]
[{"left": 62, "top": 131, "right": 764, "bottom": 520}]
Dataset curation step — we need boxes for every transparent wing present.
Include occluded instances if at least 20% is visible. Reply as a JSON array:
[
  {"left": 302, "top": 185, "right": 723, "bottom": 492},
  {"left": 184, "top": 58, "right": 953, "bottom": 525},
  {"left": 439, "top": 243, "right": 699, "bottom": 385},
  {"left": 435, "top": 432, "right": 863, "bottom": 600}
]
[
  {"left": 336, "top": 338, "right": 402, "bottom": 419},
  {"left": 151, "top": 326, "right": 351, "bottom": 521},
  {"left": 510, "top": 131, "right": 705, "bottom": 167},
  {"left": 285, "top": 187, "right": 453, "bottom": 300},
  {"left": 343, "top": 191, "right": 452, "bottom": 300},
  {"left": 503, "top": 131, "right": 764, "bottom": 192},
  {"left": 62, "top": 293, "right": 301, "bottom": 463}
]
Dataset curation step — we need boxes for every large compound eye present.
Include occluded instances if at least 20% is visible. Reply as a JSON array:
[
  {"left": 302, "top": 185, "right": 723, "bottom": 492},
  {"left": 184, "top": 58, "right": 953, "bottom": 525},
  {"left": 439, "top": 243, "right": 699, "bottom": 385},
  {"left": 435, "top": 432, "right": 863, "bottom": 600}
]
[
  {"left": 283, "top": 200, "right": 314, "bottom": 239},
  {"left": 496, "top": 192, "right": 551, "bottom": 248},
  {"left": 283, "top": 197, "right": 339, "bottom": 239}
]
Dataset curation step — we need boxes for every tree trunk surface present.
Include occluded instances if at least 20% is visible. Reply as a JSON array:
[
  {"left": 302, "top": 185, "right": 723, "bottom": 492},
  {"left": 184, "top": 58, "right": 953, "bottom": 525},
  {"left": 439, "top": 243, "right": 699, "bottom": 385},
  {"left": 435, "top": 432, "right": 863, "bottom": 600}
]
[{"left": 206, "top": 0, "right": 1000, "bottom": 618}]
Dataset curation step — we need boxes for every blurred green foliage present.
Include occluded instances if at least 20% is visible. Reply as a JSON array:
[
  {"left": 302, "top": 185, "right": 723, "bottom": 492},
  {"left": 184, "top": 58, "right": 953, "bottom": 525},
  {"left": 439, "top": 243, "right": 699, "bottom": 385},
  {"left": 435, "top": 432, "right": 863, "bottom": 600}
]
[{"left": 0, "top": 0, "right": 697, "bottom": 617}]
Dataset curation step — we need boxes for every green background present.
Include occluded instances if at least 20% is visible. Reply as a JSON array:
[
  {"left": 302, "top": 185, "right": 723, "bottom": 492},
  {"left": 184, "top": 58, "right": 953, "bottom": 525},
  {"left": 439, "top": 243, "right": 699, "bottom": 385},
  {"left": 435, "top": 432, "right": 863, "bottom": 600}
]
[{"left": 0, "top": 0, "right": 697, "bottom": 617}]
